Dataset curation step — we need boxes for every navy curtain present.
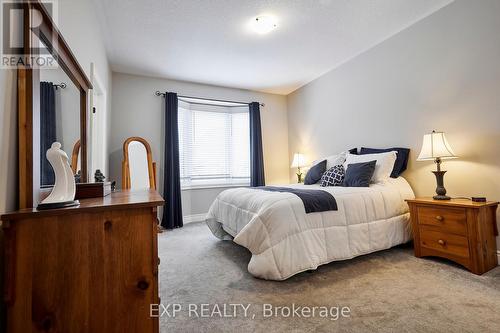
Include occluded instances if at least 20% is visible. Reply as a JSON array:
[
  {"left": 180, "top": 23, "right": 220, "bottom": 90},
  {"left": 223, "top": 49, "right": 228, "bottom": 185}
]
[
  {"left": 162, "top": 92, "right": 183, "bottom": 229},
  {"left": 40, "top": 82, "right": 56, "bottom": 186},
  {"left": 249, "top": 102, "right": 265, "bottom": 187}
]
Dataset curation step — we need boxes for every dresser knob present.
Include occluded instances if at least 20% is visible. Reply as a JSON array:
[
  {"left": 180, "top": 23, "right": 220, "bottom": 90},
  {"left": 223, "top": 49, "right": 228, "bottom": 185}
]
[
  {"left": 104, "top": 220, "right": 112, "bottom": 230},
  {"left": 38, "top": 314, "right": 54, "bottom": 331},
  {"left": 435, "top": 215, "right": 444, "bottom": 222},
  {"left": 137, "top": 279, "right": 150, "bottom": 291},
  {"left": 438, "top": 239, "right": 446, "bottom": 246}
]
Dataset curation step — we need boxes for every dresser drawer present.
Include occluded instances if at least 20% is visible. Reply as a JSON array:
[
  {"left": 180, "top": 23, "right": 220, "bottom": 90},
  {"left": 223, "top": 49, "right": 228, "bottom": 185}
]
[
  {"left": 417, "top": 206, "right": 467, "bottom": 235},
  {"left": 419, "top": 226, "right": 470, "bottom": 258}
]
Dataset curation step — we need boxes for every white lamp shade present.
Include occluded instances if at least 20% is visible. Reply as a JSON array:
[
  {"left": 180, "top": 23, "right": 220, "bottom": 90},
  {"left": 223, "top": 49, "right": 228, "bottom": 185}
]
[
  {"left": 417, "top": 131, "right": 457, "bottom": 161},
  {"left": 291, "top": 153, "right": 306, "bottom": 168}
]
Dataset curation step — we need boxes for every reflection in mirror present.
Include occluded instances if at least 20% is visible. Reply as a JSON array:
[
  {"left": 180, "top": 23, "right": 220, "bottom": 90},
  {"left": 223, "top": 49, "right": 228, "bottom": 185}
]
[
  {"left": 17, "top": 3, "right": 91, "bottom": 208},
  {"left": 71, "top": 140, "right": 81, "bottom": 181},
  {"left": 128, "top": 141, "right": 150, "bottom": 190},
  {"left": 39, "top": 64, "right": 80, "bottom": 186}
]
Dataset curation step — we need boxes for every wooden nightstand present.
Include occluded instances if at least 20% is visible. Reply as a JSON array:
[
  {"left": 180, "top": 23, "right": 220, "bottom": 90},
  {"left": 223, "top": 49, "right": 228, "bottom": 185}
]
[{"left": 406, "top": 198, "right": 499, "bottom": 275}]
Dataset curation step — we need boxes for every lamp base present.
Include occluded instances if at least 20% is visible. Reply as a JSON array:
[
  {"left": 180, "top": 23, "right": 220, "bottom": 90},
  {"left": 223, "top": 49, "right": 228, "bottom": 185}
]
[
  {"left": 432, "top": 170, "right": 451, "bottom": 201},
  {"left": 433, "top": 194, "right": 451, "bottom": 200},
  {"left": 296, "top": 173, "right": 303, "bottom": 183}
]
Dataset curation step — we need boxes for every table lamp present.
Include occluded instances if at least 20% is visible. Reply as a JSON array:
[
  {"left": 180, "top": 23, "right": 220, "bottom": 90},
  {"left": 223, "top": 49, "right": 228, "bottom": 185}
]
[
  {"left": 291, "top": 153, "right": 306, "bottom": 183},
  {"left": 417, "top": 130, "right": 457, "bottom": 200}
]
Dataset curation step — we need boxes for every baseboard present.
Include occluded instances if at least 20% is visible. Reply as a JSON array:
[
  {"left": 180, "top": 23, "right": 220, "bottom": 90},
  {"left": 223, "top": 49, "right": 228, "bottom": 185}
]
[{"left": 183, "top": 213, "right": 207, "bottom": 224}]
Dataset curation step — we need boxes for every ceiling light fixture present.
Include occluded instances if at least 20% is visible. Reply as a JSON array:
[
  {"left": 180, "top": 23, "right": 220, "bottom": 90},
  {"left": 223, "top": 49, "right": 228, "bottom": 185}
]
[{"left": 251, "top": 15, "right": 278, "bottom": 34}]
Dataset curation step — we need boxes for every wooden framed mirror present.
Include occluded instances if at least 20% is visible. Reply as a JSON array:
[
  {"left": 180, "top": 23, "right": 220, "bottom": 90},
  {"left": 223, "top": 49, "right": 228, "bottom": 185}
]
[
  {"left": 18, "top": 1, "right": 92, "bottom": 208},
  {"left": 122, "top": 137, "right": 157, "bottom": 190}
]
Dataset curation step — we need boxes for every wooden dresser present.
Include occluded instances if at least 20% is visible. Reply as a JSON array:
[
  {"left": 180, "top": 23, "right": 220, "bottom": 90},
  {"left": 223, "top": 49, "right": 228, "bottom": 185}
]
[
  {"left": 1, "top": 190, "right": 164, "bottom": 332},
  {"left": 407, "top": 198, "right": 498, "bottom": 274}
]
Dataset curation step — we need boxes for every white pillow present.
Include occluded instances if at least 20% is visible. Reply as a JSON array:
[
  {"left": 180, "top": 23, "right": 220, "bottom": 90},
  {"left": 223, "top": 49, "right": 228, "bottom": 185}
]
[
  {"left": 343, "top": 151, "right": 397, "bottom": 183},
  {"left": 312, "top": 151, "right": 347, "bottom": 170}
]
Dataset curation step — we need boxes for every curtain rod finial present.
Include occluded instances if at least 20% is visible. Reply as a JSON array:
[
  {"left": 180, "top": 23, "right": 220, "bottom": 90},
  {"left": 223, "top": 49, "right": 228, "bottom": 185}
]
[{"left": 155, "top": 91, "right": 165, "bottom": 97}]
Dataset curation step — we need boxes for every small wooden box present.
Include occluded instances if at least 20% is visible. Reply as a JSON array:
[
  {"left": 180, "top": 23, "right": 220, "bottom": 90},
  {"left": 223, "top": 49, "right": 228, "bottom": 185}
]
[{"left": 75, "top": 182, "right": 112, "bottom": 199}]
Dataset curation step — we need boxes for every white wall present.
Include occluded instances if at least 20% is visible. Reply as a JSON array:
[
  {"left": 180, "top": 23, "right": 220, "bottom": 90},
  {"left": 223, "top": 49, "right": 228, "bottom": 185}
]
[
  {"left": 56, "top": 0, "right": 113, "bottom": 177},
  {"left": 0, "top": 70, "right": 18, "bottom": 214},
  {"left": 110, "top": 72, "right": 289, "bottom": 217},
  {"left": 287, "top": 0, "right": 500, "bottom": 245}
]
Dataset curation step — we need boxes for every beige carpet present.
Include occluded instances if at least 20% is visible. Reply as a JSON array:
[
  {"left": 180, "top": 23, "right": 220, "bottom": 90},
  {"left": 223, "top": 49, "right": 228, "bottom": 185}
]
[{"left": 158, "top": 222, "right": 500, "bottom": 333}]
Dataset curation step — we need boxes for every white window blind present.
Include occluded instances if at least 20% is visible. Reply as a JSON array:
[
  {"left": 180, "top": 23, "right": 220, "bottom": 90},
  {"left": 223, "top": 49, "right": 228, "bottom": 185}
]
[{"left": 178, "top": 102, "right": 250, "bottom": 188}]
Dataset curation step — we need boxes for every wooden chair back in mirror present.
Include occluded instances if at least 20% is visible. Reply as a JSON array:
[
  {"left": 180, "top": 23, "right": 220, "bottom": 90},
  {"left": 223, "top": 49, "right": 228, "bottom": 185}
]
[
  {"left": 122, "top": 137, "right": 157, "bottom": 190},
  {"left": 71, "top": 139, "right": 80, "bottom": 174}
]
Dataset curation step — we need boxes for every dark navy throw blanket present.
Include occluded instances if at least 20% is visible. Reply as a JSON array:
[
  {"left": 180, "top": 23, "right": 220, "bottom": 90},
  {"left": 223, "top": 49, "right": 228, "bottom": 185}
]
[{"left": 257, "top": 186, "right": 338, "bottom": 213}]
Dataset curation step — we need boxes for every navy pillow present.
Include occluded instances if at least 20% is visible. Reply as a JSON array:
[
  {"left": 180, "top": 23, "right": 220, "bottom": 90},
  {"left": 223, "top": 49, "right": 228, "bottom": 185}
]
[
  {"left": 304, "top": 160, "right": 327, "bottom": 185},
  {"left": 359, "top": 147, "right": 410, "bottom": 178},
  {"left": 343, "top": 161, "right": 376, "bottom": 187},
  {"left": 348, "top": 148, "right": 358, "bottom": 155}
]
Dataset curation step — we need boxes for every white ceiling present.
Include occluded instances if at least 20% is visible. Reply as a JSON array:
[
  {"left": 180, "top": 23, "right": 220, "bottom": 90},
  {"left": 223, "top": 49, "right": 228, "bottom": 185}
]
[{"left": 94, "top": 0, "right": 454, "bottom": 95}]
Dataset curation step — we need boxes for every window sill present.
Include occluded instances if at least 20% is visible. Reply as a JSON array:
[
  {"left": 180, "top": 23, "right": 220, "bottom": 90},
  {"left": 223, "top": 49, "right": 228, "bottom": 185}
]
[{"left": 181, "top": 183, "right": 250, "bottom": 191}]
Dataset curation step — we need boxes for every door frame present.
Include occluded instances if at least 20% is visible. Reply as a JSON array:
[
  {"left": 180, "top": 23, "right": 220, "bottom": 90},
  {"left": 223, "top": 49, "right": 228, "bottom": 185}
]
[{"left": 89, "top": 62, "right": 107, "bottom": 178}]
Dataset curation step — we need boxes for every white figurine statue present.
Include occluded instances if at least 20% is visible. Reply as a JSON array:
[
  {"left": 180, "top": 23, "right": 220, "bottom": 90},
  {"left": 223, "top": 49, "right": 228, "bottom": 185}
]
[{"left": 38, "top": 142, "right": 79, "bottom": 209}]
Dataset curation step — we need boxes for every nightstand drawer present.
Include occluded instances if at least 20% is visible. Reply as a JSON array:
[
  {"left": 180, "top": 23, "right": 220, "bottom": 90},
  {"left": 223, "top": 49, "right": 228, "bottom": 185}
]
[
  {"left": 417, "top": 206, "right": 467, "bottom": 235},
  {"left": 419, "top": 227, "right": 470, "bottom": 258}
]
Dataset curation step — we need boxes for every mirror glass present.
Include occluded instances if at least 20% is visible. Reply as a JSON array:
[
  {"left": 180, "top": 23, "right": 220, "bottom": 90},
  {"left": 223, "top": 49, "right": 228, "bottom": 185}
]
[
  {"left": 39, "top": 61, "right": 81, "bottom": 186},
  {"left": 128, "top": 141, "right": 150, "bottom": 190}
]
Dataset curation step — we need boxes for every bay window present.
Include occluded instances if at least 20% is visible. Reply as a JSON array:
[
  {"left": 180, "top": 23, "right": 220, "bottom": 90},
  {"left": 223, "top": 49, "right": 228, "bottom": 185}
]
[{"left": 178, "top": 101, "right": 250, "bottom": 188}]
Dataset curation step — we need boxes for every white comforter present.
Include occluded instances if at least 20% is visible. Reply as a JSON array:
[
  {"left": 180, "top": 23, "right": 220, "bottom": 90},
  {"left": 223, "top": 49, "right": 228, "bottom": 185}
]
[{"left": 206, "top": 178, "right": 415, "bottom": 280}]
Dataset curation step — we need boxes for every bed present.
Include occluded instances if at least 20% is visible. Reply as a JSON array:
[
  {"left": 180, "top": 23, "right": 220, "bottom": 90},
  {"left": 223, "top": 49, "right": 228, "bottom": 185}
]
[{"left": 206, "top": 177, "right": 415, "bottom": 280}]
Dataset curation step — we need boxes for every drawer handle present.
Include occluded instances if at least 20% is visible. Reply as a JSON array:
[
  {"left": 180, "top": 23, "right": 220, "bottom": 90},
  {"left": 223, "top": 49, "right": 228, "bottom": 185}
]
[
  {"left": 435, "top": 215, "right": 444, "bottom": 222},
  {"left": 137, "top": 279, "right": 150, "bottom": 291},
  {"left": 437, "top": 239, "right": 446, "bottom": 246},
  {"left": 104, "top": 220, "right": 113, "bottom": 230},
  {"left": 39, "top": 315, "right": 53, "bottom": 330}
]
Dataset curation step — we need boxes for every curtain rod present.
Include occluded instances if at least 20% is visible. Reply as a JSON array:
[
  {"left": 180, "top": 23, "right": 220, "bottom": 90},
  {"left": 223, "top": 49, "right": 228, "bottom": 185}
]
[
  {"left": 154, "top": 91, "right": 265, "bottom": 107},
  {"left": 52, "top": 82, "right": 66, "bottom": 90}
]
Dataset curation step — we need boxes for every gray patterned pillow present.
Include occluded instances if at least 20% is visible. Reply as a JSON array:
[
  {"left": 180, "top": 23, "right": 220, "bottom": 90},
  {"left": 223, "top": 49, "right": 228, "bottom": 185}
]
[{"left": 320, "top": 165, "right": 345, "bottom": 187}]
